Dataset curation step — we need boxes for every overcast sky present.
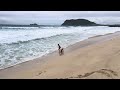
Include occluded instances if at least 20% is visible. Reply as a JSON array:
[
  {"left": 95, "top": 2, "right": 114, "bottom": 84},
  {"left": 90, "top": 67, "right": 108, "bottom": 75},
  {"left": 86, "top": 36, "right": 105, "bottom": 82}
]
[{"left": 0, "top": 11, "right": 120, "bottom": 25}]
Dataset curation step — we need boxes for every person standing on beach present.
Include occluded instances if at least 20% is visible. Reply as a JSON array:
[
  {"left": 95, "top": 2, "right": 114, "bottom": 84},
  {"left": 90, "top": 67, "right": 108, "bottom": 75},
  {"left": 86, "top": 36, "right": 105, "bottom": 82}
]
[
  {"left": 58, "top": 44, "right": 61, "bottom": 50},
  {"left": 58, "top": 44, "right": 61, "bottom": 55}
]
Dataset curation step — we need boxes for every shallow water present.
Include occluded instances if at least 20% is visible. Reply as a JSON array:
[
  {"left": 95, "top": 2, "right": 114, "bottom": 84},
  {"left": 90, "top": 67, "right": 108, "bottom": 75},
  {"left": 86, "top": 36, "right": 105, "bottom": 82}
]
[{"left": 0, "top": 26, "right": 120, "bottom": 69}]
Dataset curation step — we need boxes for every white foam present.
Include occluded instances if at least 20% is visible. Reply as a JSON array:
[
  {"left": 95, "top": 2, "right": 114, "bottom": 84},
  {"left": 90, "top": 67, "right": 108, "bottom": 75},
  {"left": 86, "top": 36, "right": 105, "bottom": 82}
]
[{"left": 0, "top": 26, "right": 120, "bottom": 69}]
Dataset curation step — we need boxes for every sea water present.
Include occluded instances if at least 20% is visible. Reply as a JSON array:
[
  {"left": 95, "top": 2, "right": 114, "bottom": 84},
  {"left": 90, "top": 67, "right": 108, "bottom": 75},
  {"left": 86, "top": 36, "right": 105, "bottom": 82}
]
[{"left": 0, "top": 26, "right": 120, "bottom": 69}]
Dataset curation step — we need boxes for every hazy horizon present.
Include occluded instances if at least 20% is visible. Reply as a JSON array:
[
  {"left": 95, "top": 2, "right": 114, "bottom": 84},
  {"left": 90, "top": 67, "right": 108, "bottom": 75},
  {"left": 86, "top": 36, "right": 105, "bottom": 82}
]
[{"left": 1, "top": 11, "right": 120, "bottom": 25}]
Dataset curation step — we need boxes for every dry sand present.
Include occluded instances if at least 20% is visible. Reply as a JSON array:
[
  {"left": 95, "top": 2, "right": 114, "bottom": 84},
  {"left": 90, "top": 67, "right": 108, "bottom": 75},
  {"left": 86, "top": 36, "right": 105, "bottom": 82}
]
[{"left": 1, "top": 32, "right": 120, "bottom": 79}]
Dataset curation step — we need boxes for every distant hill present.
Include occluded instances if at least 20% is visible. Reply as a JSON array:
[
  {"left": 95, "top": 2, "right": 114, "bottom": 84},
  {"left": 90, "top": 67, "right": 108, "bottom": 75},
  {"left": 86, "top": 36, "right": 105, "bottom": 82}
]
[
  {"left": 61, "top": 19, "right": 99, "bottom": 26},
  {"left": 0, "top": 23, "right": 39, "bottom": 27},
  {"left": 107, "top": 25, "right": 120, "bottom": 27}
]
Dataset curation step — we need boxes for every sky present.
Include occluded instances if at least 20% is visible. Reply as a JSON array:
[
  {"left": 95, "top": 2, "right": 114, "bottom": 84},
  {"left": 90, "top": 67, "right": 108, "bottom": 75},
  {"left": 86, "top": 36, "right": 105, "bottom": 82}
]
[{"left": 0, "top": 11, "right": 120, "bottom": 25}]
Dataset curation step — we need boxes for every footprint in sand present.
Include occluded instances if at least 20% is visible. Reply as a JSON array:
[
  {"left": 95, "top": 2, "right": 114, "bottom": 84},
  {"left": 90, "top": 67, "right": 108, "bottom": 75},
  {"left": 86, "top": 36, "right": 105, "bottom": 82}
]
[
  {"left": 36, "top": 71, "right": 46, "bottom": 76},
  {"left": 68, "top": 69, "right": 118, "bottom": 79}
]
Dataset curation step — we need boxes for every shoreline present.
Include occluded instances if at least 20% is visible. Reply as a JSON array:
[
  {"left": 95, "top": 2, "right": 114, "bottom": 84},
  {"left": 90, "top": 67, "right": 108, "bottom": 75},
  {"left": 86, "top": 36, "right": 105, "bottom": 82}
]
[
  {"left": 0, "top": 31, "right": 118, "bottom": 71},
  {"left": 0, "top": 31, "right": 120, "bottom": 78}
]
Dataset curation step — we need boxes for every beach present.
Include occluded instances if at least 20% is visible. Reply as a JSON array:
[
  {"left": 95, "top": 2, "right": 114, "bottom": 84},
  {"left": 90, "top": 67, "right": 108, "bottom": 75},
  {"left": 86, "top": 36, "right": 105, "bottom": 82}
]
[{"left": 0, "top": 31, "right": 120, "bottom": 79}]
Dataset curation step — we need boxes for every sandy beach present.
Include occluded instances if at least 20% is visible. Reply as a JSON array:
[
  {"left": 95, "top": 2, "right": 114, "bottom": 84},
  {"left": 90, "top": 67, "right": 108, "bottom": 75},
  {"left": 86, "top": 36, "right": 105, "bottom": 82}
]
[{"left": 1, "top": 32, "right": 120, "bottom": 79}]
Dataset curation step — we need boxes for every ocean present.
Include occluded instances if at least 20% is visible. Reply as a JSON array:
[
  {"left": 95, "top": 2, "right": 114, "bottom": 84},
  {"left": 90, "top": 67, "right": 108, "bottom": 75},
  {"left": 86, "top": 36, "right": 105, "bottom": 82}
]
[{"left": 0, "top": 25, "right": 120, "bottom": 69}]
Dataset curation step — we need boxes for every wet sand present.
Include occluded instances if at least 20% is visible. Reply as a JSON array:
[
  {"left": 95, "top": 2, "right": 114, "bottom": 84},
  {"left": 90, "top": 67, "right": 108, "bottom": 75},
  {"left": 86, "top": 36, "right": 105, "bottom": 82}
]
[{"left": 0, "top": 32, "right": 120, "bottom": 79}]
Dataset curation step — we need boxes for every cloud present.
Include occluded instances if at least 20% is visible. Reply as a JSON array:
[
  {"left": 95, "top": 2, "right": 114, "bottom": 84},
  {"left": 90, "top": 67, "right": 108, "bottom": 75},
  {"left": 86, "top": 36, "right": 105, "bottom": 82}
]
[{"left": 0, "top": 11, "right": 120, "bottom": 25}]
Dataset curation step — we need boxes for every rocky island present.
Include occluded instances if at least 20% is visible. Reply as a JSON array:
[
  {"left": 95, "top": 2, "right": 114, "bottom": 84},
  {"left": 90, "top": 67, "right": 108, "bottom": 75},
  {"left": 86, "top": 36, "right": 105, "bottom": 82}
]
[
  {"left": 61, "top": 19, "right": 99, "bottom": 26},
  {"left": 30, "top": 23, "right": 38, "bottom": 26}
]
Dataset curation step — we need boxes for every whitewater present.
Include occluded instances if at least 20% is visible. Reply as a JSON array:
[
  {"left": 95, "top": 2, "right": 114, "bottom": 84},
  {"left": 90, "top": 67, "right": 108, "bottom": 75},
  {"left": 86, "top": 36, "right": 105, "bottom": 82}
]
[{"left": 0, "top": 26, "right": 120, "bottom": 69}]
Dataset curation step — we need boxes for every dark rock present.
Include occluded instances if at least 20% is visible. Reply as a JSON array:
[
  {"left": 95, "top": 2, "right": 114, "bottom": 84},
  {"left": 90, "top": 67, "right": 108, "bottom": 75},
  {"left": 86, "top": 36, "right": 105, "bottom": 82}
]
[
  {"left": 30, "top": 23, "right": 38, "bottom": 26},
  {"left": 61, "top": 19, "right": 98, "bottom": 26}
]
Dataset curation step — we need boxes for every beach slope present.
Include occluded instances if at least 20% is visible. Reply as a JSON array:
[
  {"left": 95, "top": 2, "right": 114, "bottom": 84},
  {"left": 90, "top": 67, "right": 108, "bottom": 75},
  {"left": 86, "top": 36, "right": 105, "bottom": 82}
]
[{"left": 0, "top": 32, "right": 120, "bottom": 79}]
